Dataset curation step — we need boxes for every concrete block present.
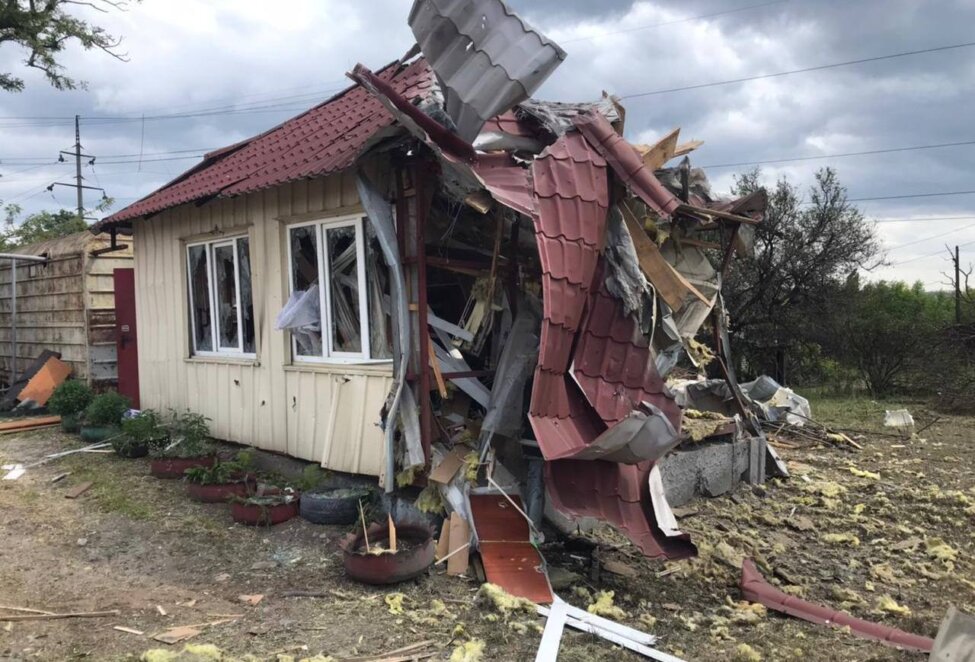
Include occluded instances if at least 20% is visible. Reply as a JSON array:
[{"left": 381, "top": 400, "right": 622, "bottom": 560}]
[{"left": 658, "top": 436, "right": 759, "bottom": 507}]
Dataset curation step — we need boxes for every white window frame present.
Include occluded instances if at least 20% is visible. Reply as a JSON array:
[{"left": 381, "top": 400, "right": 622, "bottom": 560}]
[
  {"left": 186, "top": 235, "right": 255, "bottom": 359},
  {"left": 287, "top": 214, "right": 384, "bottom": 364}
]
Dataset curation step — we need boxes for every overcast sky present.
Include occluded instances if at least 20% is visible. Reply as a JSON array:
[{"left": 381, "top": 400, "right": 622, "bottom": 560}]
[{"left": 1, "top": 0, "right": 972, "bottom": 288}]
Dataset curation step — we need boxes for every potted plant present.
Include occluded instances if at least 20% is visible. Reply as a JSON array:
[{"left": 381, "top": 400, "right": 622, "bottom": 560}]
[
  {"left": 185, "top": 456, "right": 254, "bottom": 503},
  {"left": 115, "top": 409, "right": 167, "bottom": 459},
  {"left": 230, "top": 480, "right": 299, "bottom": 526},
  {"left": 149, "top": 409, "right": 216, "bottom": 478},
  {"left": 81, "top": 391, "right": 130, "bottom": 442},
  {"left": 47, "top": 381, "right": 94, "bottom": 433}
]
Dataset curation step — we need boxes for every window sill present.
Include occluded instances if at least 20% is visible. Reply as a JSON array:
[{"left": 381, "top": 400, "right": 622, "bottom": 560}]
[
  {"left": 283, "top": 361, "right": 393, "bottom": 377},
  {"left": 184, "top": 355, "right": 260, "bottom": 367}
]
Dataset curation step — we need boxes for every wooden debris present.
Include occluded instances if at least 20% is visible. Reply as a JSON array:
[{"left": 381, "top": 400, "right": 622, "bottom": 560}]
[
  {"left": 446, "top": 512, "right": 470, "bottom": 576},
  {"left": 636, "top": 127, "right": 680, "bottom": 171},
  {"left": 156, "top": 605, "right": 167, "bottom": 616},
  {"left": 113, "top": 625, "right": 144, "bottom": 635},
  {"left": 388, "top": 514, "right": 398, "bottom": 553},
  {"left": 427, "top": 337, "right": 448, "bottom": 398},
  {"left": 0, "top": 610, "right": 119, "bottom": 622},
  {"left": 0, "top": 605, "right": 55, "bottom": 615},
  {"left": 64, "top": 482, "right": 93, "bottom": 499},
  {"left": 152, "top": 625, "right": 201, "bottom": 645},
  {"left": 672, "top": 140, "right": 704, "bottom": 158},
  {"left": 358, "top": 499, "right": 371, "bottom": 554},
  {"left": 50, "top": 472, "right": 71, "bottom": 483},
  {"left": 603, "top": 559, "right": 639, "bottom": 578},
  {"left": 0, "top": 415, "right": 61, "bottom": 432},
  {"left": 429, "top": 448, "right": 466, "bottom": 485},
  {"left": 435, "top": 520, "right": 450, "bottom": 561},
  {"left": 237, "top": 595, "right": 264, "bottom": 606},
  {"left": 341, "top": 640, "right": 436, "bottom": 662}
]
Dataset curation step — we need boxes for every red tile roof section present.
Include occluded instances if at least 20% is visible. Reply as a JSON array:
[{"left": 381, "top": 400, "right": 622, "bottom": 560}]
[
  {"left": 546, "top": 459, "right": 695, "bottom": 559},
  {"left": 102, "top": 59, "right": 436, "bottom": 225},
  {"left": 574, "top": 111, "right": 682, "bottom": 219}
]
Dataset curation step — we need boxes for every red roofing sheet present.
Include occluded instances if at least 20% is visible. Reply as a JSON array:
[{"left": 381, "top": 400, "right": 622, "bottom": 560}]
[
  {"left": 574, "top": 111, "right": 681, "bottom": 219},
  {"left": 102, "top": 59, "right": 435, "bottom": 225},
  {"left": 546, "top": 460, "right": 695, "bottom": 560}
]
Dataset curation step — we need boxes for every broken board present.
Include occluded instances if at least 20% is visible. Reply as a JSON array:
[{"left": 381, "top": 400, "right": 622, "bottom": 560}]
[
  {"left": 17, "top": 356, "right": 72, "bottom": 407},
  {"left": 469, "top": 492, "right": 553, "bottom": 604}
]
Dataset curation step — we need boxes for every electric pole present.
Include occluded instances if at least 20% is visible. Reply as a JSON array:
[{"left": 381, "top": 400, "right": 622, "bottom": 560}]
[
  {"left": 48, "top": 115, "right": 107, "bottom": 222},
  {"left": 955, "top": 245, "right": 961, "bottom": 324}
]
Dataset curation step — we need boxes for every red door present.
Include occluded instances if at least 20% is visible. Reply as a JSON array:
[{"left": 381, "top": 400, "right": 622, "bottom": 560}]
[{"left": 113, "top": 268, "right": 140, "bottom": 408}]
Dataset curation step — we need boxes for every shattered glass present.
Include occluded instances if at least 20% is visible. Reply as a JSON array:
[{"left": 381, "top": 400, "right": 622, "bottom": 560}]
[
  {"left": 187, "top": 244, "right": 213, "bottom": 352},
  {"left": 326, "top": 225, "right": 361, "bottom": 353},
  {"left": 365, "top": 218, "right": 392, "bottom": 359},
  {"left": 237, "top": 237, "right": 256, "bottom": 354},
  {"left": 213, "top": 243, "right": 239, "bottom": 349},
  {"left": 289, "top": 225, "right": 323, "bottom": 356}
]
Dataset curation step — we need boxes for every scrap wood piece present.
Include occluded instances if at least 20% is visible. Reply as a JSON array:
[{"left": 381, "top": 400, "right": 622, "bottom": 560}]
[
  {"left": 636, "top": 128, "right": 680, "bottom": 172},
  {"left": 0, "top": 605, "right": 55, "bottom": 615},
  {"left": 64, "top": 481, "right": 93, "bottom": 499},
  {"left": 113, "top": 625, "right": 144, "bottom": 636},
  {"left": 618, "top": 202, "right": 708, "bottom": 309},
  {"left": 445, "top": 512, "right": 470, "bottom": 577},
  {"left": 340, "top": 639, "right": 436, "bottom": 662},
  {"left": 0, "top": 610, "right": 120, "bottom": 622},
  {"left": 237, "top": 594, "right": 264, "bottom": 606},
  {"left": 427, "top": 338, "right": 448, "bottom": 398},
  {"left": 429, "top": 448, "right": 466, "bottom": 485},
  {"left": 672, "top": 140, "right": 703, "bottom": 159},
  {"left": 151, "top": 625, "right": 201, "bottom": 645},
  {"left": 50, "top": 472, "right": 71, "bottom": 483},
  {"left": 435, "top": 519, "right": 450, "bottom": 561},
  {"left": 0, "top": 415, "right": 61, "bottom": 432},
  {"left": 16, "top": 356, "right": 71, "bottom": 406},
  {"left": 740, "top": 559, "right": 933, "bottom": 653}
]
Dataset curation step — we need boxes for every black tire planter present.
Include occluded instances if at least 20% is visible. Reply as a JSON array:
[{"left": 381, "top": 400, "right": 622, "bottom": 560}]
[
  {"left": 80, "top": 426, "right": 119, "bottom": 443},
  {"left": 60, "top": 415, "right": 81, "bottom": 434},
  {"left": 114, "top": 442, "right": 150, "bottom": 459},
  {"left": 340, "top": 523, "right": 435, "bottom": 585},
  {"left": 299, "top": 487, "right": 372, "bottom": 525}
]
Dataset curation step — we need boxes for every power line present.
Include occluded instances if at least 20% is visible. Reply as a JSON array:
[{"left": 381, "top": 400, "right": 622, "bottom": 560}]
[
  {"left": 872, "top": 215, "right": 975, "bottom": 224},
  {"left": 891, "top": 238, "right": 975, "bottom": 266},
  {"left": 620, "top": 40, "right": 975, "bottom": 99},
  {"left": 699, "top": 139, "right": 975, "bottom": 169},
  {"left": 887, "top": 221, "right": 975, "bottom": 251},
  {"left": 558, "top": 0, "right": 788, "bottom": 44},
  {"left": 848, "top": 189, "right": 975, "bottom": 203}
]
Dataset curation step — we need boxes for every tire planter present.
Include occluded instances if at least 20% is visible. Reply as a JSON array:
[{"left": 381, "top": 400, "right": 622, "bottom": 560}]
[
  {"left": 231, "top": 496, "right": 299, "bottom": 526},
  {"left": 150, "top": 455, "right": 216, "bottom": 479},
  {"left": 187, "top": 481, "right": 251, "bottom": 503},
  {"left": 299, "top": 487, "right": 372, "bottom": 525},
  {"left": 80, "top": 426, "right": 119, "bottom": 443},
  {"left": 340, "top": 523, "right": 435, "bottom": 585},
  {"left": 60, "top": 415, "right": 81, "bottom": 434},
  {"left": 114, "top": 442, "right": 150, "bottom": 459}
]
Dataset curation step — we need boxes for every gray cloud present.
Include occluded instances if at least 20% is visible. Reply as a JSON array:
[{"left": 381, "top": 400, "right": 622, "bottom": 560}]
[{"left": 1, "top": 0, "right": 972, "bottom": 286}]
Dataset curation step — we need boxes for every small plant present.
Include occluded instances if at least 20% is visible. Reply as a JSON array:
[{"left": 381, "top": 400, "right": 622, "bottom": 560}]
[
  {"left": 48, "top": 380, "right": 93, "bottom": 417},
  {"left": 185, "top": 461, "right": 240, "bottom": 485},
  {"left": 84, "top": 391, "right": 131, "bottom": 427},
  {"left": 296, "top": 464, "right": 330, "bottom": 492},
  {"left": 153, "top": 409, "right": 213, "bottom": 458},
  {"left": 121, "top": 409, "right": 167, "bottom": 447}
]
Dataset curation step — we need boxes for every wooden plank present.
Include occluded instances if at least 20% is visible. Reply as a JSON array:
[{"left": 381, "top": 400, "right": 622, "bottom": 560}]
[
  {"left": 638, "top": 128, "right": 680, "bottom": 171},
  {"left": 0, "top": 416, "right": 61, "bottom": 432},
  {"left": 619, "top": 204, "right": 705, "bottom": 309},
  {"left": 435, "top": 520, "right": 450, "bottom": 561},
  {"left": 445, "top": 512, "right": 470, "bottom": 576},
  {"left": 427, "top": 338, "right": 448, "bottom": 399},
  {"left": 672, "top": 140, "right": 704, "bottom": 158},
  {"left": 17, "top": 357, "right": 72, "bottom": 406},
  {"left": 64, "top": 481, "right": 93, "bottom": 499}
]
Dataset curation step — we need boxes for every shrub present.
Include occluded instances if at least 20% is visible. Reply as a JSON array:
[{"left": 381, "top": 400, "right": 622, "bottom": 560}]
[
  {"left": 120, "top": 409, "right": 167, "bottom": 447},
  {"left": 153, "top": 409, "right": 213, "bottom": 458},
  {"left": 47, "top": 381, "right": 93, "bottom": 417},
  {"left": 185, "top": 461, "right": 240, "bottom": 485},
  {"left": 84, "top": 391, "right": 131, "bottom": 427}
]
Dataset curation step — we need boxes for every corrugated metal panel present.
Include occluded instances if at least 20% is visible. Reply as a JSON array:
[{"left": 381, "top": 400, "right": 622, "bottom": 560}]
[
  {"left": 101, "top": 60, "right": 434, "bottom": 226},
  {"left": 133, "top": 169, "right": 392, "bottom": 474},
  {"left": 409, "top": 0, "right": 566, "bottom": 141}
]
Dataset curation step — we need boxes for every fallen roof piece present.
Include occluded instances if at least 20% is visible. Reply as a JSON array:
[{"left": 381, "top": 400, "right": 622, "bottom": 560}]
[
  {"left": 17, "top": 356, "right": 71, "bottom": 407},
  {"left": 740, "top": 559, "right": 933, "bottom": 653},
  {"left": 931, "top": 606, "right": 975, "bottom": 662},
  {"left": 409, "top": 0, "right": 566, "bottom": 142}
]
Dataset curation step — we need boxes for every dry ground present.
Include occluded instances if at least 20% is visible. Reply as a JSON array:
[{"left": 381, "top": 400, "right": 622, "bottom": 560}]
[{"left": 0, "top": 395, "right": 972, "bottom": 661}]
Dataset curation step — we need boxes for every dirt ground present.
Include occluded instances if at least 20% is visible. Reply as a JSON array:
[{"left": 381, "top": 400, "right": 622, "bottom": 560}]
[{"left": 0, "top": 395, "right": 972, "bottom": 661}]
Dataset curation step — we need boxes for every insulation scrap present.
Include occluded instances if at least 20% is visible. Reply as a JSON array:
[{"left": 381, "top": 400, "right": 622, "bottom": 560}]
[
  {"left": 728, "top": 600, "right": 767, "bottom": 625},
  {"left": 415, "top": 485, "right": 445, "bottom": 514},
  {"left": 804, "top": 481, "right": 846, "bottom": 498},
  {"left": 385, "top": 593, "right": 406, "bottom": 615},
  {"left": 686, "top": 338, "right": 716, "bottom": 366},
  {"left": 733, "top": 642, "right": 763, "bottom": 662},
  {"left": 875, "top": 595, "right": 912, "bottom": 616},
  {"left": 821, "top": 532, "right": 860, "bottom": 547},
  {"left": 869, "top": 563, "right": 902, "bottom": 585},
  {"left": 450, "top": 639, "right": 485, "bottom": 662},
  {"left": 587, "top": 590, "right": 628, "bottom": 620},
  {"left": 848, "top": 466, "right": 880, "bottom": 480},
  {"left": 830, "top": 586, "right": 866, "bottom": 607},
  {"left": 476, "top": 583, "right": 536, "bottom": 619},
  {"left": 925, "top": 538, "right": 958, "bottom": 565},
  {"left": 396, "top": 464, "right": 421, "bottom": 488},
  {"left": 682, "top": 409, "right": 731, "bottom": 442},
  {"left": 462, "top": 452, "right": 480, "bottom": 482}
]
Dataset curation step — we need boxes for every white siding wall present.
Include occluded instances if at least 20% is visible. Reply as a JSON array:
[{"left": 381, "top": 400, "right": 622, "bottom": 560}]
[{"left": 132, "top": 172, "right": 392, "bottom": 475}]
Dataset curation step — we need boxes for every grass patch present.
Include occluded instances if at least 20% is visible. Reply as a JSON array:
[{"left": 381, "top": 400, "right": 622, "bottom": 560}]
[
  {"left": 804, "top": 391, "right": 913, "bottom": 431},
  {"left": 60, "top": 455, "right": 158, "bottom": 521}
]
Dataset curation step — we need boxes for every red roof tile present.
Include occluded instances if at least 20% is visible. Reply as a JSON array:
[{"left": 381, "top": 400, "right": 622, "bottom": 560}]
[{"left": 100, "top": 59, "right": 435, "bottom": 225}]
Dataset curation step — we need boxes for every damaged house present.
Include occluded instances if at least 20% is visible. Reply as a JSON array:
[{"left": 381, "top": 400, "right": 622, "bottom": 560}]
[{"left": 94, "top": 0, "right": 784, "bottom": 583}]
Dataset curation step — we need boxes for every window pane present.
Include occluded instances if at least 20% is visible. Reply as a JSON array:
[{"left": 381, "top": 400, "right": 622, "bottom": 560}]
[
  {"left": 237, "top": 237, "right": 256, "bottom": 354},
  {"left": 288, "top": 226, "right": 323, "bottom": 356},
  {"left": 365, "top": 219, "right": 392, "bottom": 359},
  {"left": 188, "top": 245, "right": 213, "bottom": 352},
  {"left": 213, "top": 243, "right": 239, "bottom": 349},
  {"left": 326, "top": 225, "right": 362, "bottom": 353}
]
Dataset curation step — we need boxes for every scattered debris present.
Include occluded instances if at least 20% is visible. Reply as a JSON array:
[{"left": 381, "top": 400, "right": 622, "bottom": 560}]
[
  {"left": 931, "top": 606, "right": 975, "bottom": 662},
  {"left": 113, "top": 625, "right": 145, "bottom": 635},
  {"left": 236, "top": 595, "right": 263, "bottom": 606},
  {"left": 151, "top": 626, "right": 201, "bottom": 645},
  {"left": 0, "top": 609, "right": 120, "bottom": 622},
  {"left": 64, "top": 481, "right": 93, "bottom": 499}
]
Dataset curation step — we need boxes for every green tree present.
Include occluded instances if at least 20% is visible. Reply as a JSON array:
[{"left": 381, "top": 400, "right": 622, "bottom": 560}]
[
  {"left": 723, "top": 167, "right": 882, "bottom": 381},
  {"left": 831, "top": 281, "right": 952, "bottom": 396},
  {"left": 0, "top": 207, "right": 88, "bottom": 249},
  {"left": 0, "top": 1, "right": 138, "bottom": 92}
]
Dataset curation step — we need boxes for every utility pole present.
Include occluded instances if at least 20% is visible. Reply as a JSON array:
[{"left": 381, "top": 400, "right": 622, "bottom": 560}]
[
  {"left": 48, "top": 115, "right": 106, "bottom": 222},
  {"left": 955, "top": 245, "right": 961, "bottom": 324}
]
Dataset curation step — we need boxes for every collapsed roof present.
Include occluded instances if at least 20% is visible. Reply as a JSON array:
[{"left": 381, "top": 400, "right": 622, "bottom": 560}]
[{"left": 98, "top": 0, "right": 777, "bottom": 562}]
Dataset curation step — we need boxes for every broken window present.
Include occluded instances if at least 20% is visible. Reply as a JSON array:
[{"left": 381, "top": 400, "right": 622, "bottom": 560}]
[
  {"left": 186, "top": 236, "right": 256, "bottom": 357},
  {"left": 285, "top": 215, "right": 391, "bottom": 362}
]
